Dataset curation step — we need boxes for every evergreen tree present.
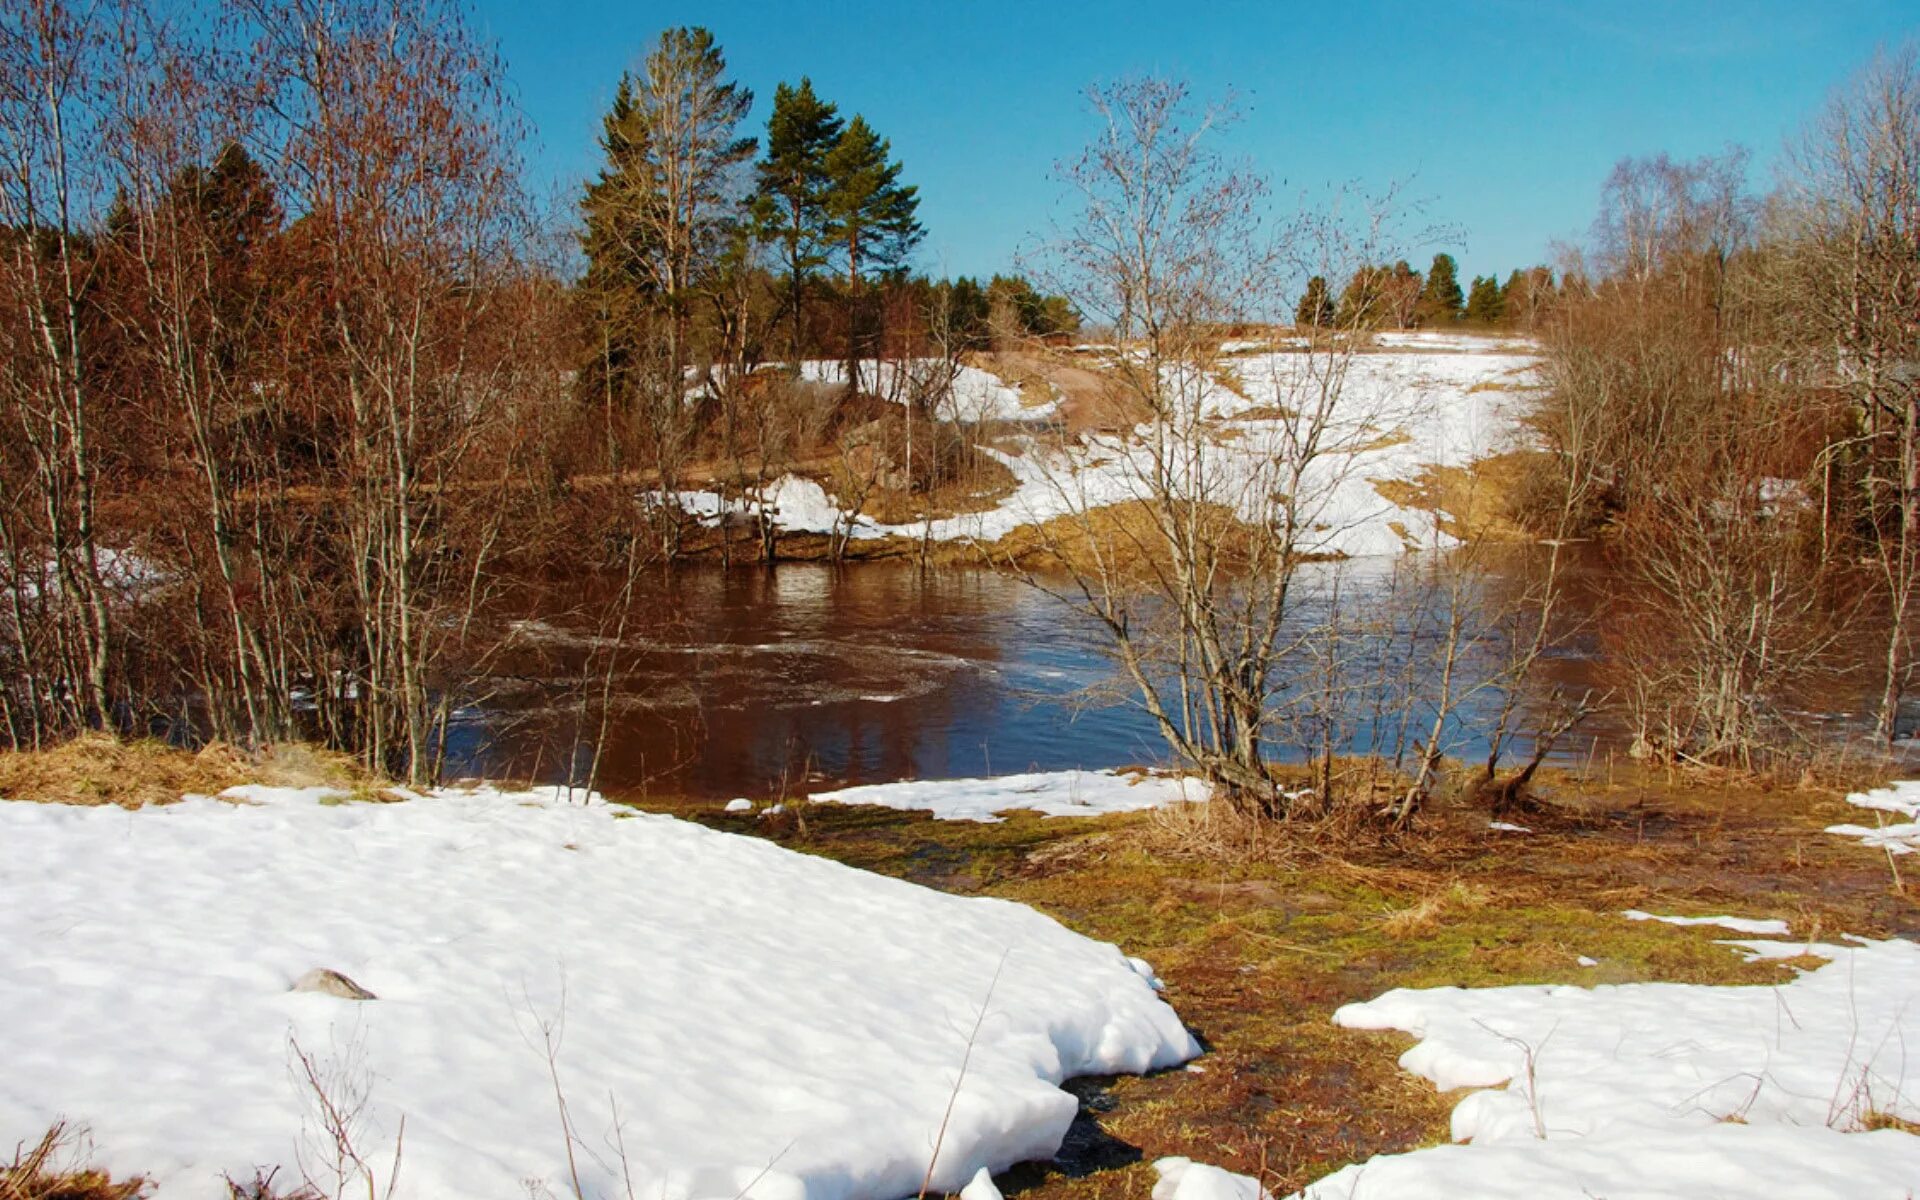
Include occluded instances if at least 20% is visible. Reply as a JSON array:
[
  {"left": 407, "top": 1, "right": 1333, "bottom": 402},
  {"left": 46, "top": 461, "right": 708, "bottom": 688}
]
[
  {"left": 580, "top": 27, "right": 755, "bottom": 416},
  {"left": 1335, "top": 265, "right": 1387, "bottom": 329},
  {"left": 1417, "top": 252, "right": 1464, "bottom": 324},
  {"left": 822, "top": 115, "right": 922, "bottom": 390},
  {"left": 1464, "top": 274, "right": 1506, "bottom": 323},
  {"left": 823, "top": 115, "right": 922, "bottom": 286},
  {"left": 754, "top": 78, "right": 842, "bottom": 362},
  {"left": 1294, "top": 274, "right": 1334, "bottom": 327}
]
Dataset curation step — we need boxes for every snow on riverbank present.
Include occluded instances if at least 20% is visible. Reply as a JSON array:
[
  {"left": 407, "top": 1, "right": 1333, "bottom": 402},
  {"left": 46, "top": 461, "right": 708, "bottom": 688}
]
[
  {"left": 798, "top": 359, "right": 1059, "bottom": 422},
  {"left": 1827, "top": 779, "right": 1920, "bottom": 854},
  {"left": 1, "top": 785, "right": 1197, "bottom": 1200},
  {"left": 670, "top": 342, "right": 1537, "bottom": 559},
  {"left": 1297, "top": 937, "right": 1920, "bottom": 1198},
  {"left": 810, "top": 769, "right": 1208, "bottom": 823}
]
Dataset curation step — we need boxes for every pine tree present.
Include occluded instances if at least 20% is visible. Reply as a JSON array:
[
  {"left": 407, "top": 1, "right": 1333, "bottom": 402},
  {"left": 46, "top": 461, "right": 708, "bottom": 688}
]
[
  {"left": 821, "top": 115, "right": 922, "bottom": 390},
  {"left": 1464, "top": 274, "right": 1506, "bottom": 324},
  {"left": 823, "top": 116, "right": 923, "bottom": 286},
  {"left": 1294, "top": 274, "right": 1334, "bottom": 327},
  {"left": 580, "top": 27, "right": 755, "bottom": 414},
  {"left": 754, "top": 78, "right": 842, "bottom": 363},
  {"left": 1417, "top": 253, "right": 1464, "bottom": 324},
  {"left": 1335, "top": 265, "right": 1387, "bottom": 329}
]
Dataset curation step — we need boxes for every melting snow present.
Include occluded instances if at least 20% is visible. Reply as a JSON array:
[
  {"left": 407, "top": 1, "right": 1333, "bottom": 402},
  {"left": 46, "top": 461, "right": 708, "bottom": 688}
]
[
  {"left": 810, "top": 770, "right": 1209, "bottom": 824},
  {"left": 1622, "top": 909, "right": 1792, "bottom": 936},
  {"left": 1154, "top": 1157, "right": 1271, "bottom": 1200},
  {"left": 1297, "top": 937, "right": 1920, "bottom": 1198},
  {"left": 1828, "top": 780, "right": 1920, "bottom": 855},
  {"left": 0, "top": 785, "right": 1197, "bottom": 1200}
]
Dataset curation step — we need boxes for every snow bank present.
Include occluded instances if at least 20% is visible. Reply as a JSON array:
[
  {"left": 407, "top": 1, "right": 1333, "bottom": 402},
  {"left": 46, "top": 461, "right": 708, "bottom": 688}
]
[
  {"left": 0, "top": 785, "right": 1198, "bottom": 1200},
  {"left": 661, "top": 346, "right": 1537, "bottom": 560},
  {"left": 1622, "top": 909, "right": 1791, "bottom": 936},
  {"left": 1154, "top": 1157, "right": 1270, "bottom": 1200},
  {"left": 810, "top": 769, "right": 1209, "bottom": 824},
  {"left": 1828, "top": 780, "right": 1920, "bottom": 854},
  {"left": 1298, "top": 937, "right": 1920, "bottom": 1198},
  {"left": 798, "top": 360, "right": 1057, "bottom": 422}
]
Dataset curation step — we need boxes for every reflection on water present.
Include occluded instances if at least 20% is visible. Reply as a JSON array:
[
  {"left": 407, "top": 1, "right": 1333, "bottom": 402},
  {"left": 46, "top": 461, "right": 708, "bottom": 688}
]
[
  {"left": 447, "top": 551, "right": 1849, "bottom": 803},
  {"left": 449, "top": 565, "right": 1166, "bottom": 801}
]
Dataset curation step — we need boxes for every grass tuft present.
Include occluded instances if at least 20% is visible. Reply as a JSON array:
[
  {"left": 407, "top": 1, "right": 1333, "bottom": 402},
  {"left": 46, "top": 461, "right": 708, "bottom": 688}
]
[
  {"left": 2, "top": 1123, "right": 145, "bottom": 1200},
  {"left": 0, "top": 735, "right": 372, "bottom": 809}
]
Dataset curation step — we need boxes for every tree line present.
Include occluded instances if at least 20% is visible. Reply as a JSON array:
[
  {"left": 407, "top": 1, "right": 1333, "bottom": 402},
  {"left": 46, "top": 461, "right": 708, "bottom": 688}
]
[
  {"left": 0, "top": 3, "right": 1075, "bottom": 780},
  {"left": 1520, "top": 47, "right": 1920, "bottom": 764},
  {"left": 1295, "top": 253, "right": 1558, "bottom": 329}
]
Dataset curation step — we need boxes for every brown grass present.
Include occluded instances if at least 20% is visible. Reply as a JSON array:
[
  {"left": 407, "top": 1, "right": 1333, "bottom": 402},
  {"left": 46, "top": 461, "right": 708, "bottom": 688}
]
[
  {"left": 2, "top": 1124, "right": 145, "bottom": 1200},
  {"left": 1371, "top": 450, "right": 1543, "bottom": 543},
  {"left": 0, "top": 735, "right": 370, "bottom": 809}
]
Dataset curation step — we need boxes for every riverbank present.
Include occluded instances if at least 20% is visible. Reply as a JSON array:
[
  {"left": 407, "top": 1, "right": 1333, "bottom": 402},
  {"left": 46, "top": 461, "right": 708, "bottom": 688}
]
[
  {"left": 698, "top": 763, "right": 1920, "bottom": 1196},
  {"left": 5, "top": 741, "right": 1915, "bottom": 1197}
]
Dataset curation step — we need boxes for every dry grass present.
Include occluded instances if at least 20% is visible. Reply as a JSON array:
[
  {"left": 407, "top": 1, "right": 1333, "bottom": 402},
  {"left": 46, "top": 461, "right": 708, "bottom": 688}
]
[
  {"left": 2, "top": 1124, "right": 144, "bottom": 1200},
  {"left": 0, "top": 734, "right": 371, "bottom": 809},
  {"left": 1372, "top": 450, "right": 1542, "bottom": 543}
]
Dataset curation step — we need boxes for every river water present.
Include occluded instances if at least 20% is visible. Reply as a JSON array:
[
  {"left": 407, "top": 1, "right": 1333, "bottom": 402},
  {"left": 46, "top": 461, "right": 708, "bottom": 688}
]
[{"left": 445, "top": 556, "right": 1688, "bottom": 803}]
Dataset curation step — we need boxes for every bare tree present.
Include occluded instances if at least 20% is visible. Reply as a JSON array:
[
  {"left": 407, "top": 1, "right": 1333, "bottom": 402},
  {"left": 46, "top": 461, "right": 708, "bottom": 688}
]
[
  {"left": 1006, "top": 77, "right": 1414, "bottom": 818},
  {"left": 0, "top": 0, "right": 119, "bottom": 735},
  {"left": 1777, "top": 45, "right": 1920, "bottom": 741}
]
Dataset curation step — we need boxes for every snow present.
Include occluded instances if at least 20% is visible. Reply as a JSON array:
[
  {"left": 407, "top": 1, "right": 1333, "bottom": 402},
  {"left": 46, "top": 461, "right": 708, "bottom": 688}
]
[
  {"left": 1828, "top": 780, "right": 1920, "bottom": 855},
  {"left": 1488, "top": 821, "right": 1531, "bottom": 834},
  {"left": 1154, "top": 1157, "right": 1270, "bottom": 1200},
  {"left": 961, "top": 1167, "right": 1004, "bottom": 1200},
  {"left": 660, "top": 344, "right": 1539, "bottom": 561},
  {"left": 1622, "top": 909, "right": 1792, "bottom": 936},
  {"left": 1296, "top": 937, "right": 1920, "bottom": 1198},
  {"left": 1369, "top": 331, "right": 1537, "bottom": 354},
  {"left": 0, "top": 784, "right": 1198, "bottom": 1200},
  {"left": 810, "top": 769, "right": 1209, "bottom": 824},
  {"left": 797, "top": 360, "right": 1058, "bottom": 423},
  {"left": 723, "top": 798, "right": 754, "bottom": 813}
]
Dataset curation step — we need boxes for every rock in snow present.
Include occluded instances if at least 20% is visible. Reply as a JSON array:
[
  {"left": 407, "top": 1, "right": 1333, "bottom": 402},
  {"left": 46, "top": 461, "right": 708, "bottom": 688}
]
[
  {"left": 289, "top": 967, "right": 376, "bottom": 1000},
  {"left": 0, "top": 785, "right": 1198, "bottom": 1200}
]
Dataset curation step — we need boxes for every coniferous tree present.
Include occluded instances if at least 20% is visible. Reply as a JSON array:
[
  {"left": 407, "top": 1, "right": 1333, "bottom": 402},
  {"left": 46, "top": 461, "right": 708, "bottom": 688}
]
[
  {"left": 754, "top": 78, "right": 842, "bottom": 363},
  {"left": 823, "top": 116, "right": 922, "bottom": 286},
  {"left": 580, "top": 27, "right": 755, "bottom": 419},
  {"left": 1464, "top": 273, "right": 1506, "bottom": 323},
  {"left": 1335, "top": 264, "right": 1387, "bottom": 329},
  {"left": 1418, "top": 252, "right": 1464, "bottom": 324},
  {"left": 1295, "top": 274, "right": 1334, "bottom": 327},
  {"left": 822, "top": 115, "right": 922, "bottom": 389}
]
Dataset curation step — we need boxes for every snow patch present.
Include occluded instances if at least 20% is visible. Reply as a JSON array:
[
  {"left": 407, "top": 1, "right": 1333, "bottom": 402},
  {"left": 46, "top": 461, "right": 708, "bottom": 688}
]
[
  {"left": 1829, "top": 780, "right": 1920, "bottom": 855},
  {"left": 1622, "top": 909, "right": 1791, "bottom": 936},
  {"left": 810, "top": 770, "right": 1209, "bottom": 824},
  {"left": 1300, "top": 937, "right": 1920, "bottom": 1198},
  {"left": 0, "top": 784, "right": 1198, "bottom": 1200},
  {"left": 1155, "top": 1157, "right": 1270, "bottom": 1200}
]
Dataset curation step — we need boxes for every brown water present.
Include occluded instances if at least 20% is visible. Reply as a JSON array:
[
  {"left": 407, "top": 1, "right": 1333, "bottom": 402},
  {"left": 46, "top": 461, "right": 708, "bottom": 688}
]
[
  {"left": 444, "top": 556, "right": 1881, "bottom": 803},
  {"left": 448, "top": 564, "right": 1160, "bottom": 802}
]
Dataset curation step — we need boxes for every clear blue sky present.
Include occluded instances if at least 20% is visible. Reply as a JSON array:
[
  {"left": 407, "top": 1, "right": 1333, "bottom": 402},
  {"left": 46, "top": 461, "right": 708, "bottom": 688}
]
[{"left": 473, "top": 0, "right": 1917, "bottom": 285}]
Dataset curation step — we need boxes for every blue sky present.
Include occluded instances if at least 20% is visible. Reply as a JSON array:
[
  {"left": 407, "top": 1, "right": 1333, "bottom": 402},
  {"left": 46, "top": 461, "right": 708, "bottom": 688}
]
[{"left": 474, "top": 0, "right": 1917, "bottom": 285}]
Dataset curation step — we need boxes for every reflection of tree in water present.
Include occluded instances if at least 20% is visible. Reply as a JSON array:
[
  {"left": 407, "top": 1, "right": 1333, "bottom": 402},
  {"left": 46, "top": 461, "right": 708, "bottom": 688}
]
[{"left": 448, "top": 550, "right": 1851, "bottom": 803}]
